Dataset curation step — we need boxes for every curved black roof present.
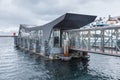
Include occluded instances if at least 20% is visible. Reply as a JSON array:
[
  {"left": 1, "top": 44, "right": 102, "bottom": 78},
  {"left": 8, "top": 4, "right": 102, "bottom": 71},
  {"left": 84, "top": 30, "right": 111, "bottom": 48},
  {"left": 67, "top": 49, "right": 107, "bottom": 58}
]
[{"left": 19, "top": 13, "right": 97, "bottom": 42}]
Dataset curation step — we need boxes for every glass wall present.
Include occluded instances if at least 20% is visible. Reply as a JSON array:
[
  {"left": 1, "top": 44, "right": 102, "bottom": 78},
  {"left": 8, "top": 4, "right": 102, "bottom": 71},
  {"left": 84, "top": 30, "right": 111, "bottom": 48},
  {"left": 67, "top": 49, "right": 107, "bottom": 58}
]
[
  {"left": 49, "top": 29, "right": 60, "bottom": 47},
  {"left": 38, "top": 30, "right": 43, "bottom": 44},
  {"left": 20, "top": 28, "right": 30, "bottom": 38},
  {"left": 53, "top": 29, "right": 60, "bottom": 47}
]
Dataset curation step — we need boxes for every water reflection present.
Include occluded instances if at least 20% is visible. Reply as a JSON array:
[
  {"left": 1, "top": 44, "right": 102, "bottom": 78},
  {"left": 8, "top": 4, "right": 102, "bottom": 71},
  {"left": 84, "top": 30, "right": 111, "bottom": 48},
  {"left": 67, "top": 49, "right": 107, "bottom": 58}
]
[{"left": 20, "top": 50, "right": 89, "bottom": 80}]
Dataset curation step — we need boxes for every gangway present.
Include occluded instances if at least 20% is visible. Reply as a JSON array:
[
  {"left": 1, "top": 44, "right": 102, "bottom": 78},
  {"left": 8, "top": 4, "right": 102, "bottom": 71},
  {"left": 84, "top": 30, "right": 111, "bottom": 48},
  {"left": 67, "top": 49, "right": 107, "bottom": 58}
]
[{"left": 63, "top": 25, "right": 120, "bottom": 57}]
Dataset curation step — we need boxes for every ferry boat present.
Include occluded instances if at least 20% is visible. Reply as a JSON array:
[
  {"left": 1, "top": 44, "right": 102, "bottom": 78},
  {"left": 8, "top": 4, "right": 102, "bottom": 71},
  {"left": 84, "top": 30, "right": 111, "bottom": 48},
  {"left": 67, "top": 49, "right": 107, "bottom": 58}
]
[{"left": 14, "top": 13, "right": 96, "bottom": 60}]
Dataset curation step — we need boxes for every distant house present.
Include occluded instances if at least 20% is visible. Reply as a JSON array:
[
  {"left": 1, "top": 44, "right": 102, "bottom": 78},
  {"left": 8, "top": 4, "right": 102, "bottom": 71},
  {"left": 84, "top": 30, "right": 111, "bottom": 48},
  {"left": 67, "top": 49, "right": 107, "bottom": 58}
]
[{"left": 106, "top": 15, "right": 120, "bottom": 25}]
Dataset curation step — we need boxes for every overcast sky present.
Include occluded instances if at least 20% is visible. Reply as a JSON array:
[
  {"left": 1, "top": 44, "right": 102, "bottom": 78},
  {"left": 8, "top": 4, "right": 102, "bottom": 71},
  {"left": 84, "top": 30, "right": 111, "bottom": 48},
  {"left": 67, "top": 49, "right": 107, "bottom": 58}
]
[{"left": 0, "top": 0, "right": 120, "bottom": 35}]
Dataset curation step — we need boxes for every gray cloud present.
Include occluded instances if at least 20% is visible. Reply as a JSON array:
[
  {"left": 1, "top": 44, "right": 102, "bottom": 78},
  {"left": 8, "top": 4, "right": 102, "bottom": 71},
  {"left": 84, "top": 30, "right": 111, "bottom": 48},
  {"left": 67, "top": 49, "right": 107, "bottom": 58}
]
[
  {"left": 0, "top": 0, "right": 120, "bottom": 35},
  {"left": 13, "top": 0, "right": 75, "bottom": 15}
]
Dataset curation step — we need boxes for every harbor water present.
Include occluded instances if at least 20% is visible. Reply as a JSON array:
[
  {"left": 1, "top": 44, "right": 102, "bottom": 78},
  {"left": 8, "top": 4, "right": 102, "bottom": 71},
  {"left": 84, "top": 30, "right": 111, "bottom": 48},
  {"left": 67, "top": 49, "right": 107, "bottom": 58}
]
[{"left": 0, "top": 37, "right": 120, "bottom": 80}]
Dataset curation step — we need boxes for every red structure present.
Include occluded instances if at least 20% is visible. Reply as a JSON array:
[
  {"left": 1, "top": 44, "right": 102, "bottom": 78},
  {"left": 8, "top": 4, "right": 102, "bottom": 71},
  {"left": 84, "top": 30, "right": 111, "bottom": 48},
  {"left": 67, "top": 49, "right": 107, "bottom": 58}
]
[{"left": 13, "top": 32, "right": 16, "bottom": 36}]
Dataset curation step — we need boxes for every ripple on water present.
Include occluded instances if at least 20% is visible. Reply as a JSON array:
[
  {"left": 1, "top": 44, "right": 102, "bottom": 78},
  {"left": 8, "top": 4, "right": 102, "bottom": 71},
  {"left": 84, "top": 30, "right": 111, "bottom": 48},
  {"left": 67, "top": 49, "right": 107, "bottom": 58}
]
[{"left": 0, "top": 37, "right": 120, "bottom": 80}]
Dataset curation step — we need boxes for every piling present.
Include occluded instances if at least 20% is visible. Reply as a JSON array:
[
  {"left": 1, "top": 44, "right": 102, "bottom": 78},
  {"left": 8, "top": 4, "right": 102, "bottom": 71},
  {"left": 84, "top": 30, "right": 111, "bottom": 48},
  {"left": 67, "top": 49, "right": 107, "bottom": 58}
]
[
  {"left": 14, "top": 36, "right": 17, "bottom": 47},
  {"left": 44, "top": 41, "right": 49, "bottom": 56},
  {"left": 83, "top": 51, "right": 88, "bottom": 56},
  {"left": 36, "top": 40, "right": 40, "bottom": 53},
  {"left": 13, "top": 32, "right": 18, "bottom": 47},
  {"left": 29, "top": 39, "right": 33, "bottom": 50},
  {"left": 82, "top": 51, "right": 89, "bottom": 59},
  {"left": 64, "top": 40, "right": 69, "bottom": 57},
  {"left": 24, "top": 38, "right": 27, "bottom": 49}
]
